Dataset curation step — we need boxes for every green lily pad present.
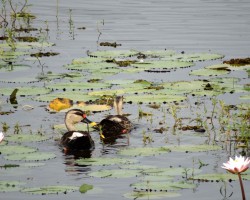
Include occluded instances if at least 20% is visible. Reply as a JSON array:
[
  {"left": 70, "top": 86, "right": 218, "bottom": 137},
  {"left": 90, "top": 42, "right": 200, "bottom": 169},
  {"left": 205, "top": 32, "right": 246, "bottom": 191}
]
[
  {"left": 7, "top": 134, "right": 50, "bottom": 143},
  {"left": 0, "top": 87, "right": 51, "bottom": 96},
  {"left": 72, "top": 57, "right": 106, "bottom": 64},
  {"left": 0, "top": 42, "right": 54, "bottom": 49},
  {"left": 0, "top": 180, "right": 26, "bottom": 192},
  {"left": 189, "top": 68, "right": 229, "bottom": 76},
  {"left": 19, "top": 163, "right": 45, "bottom": 168},
  {"left": 192, "top": 173, "right": 250, "bottom": 181},
  {"left": 0, "top": 145, "right": 37, "bottom": 155},
  {"left": 75, "top": 157, "right": 137, "bottom": 166},
  {"left": 79, "top": 184, "right": 93, "bottom": 193},
  {"left": 168, "top": 144, "right": 222, "bottom": 152},
  {"left": 123, "top": 191, "right": 181, "bottom": 199},
  {"left": 5, "top": 152, "right": 56, "bottom": 162},
  {"left": 142, "top": 167, "right": 201, "bottom": 176},
  {"left": 141, "top": 50, "right": 176, "bottom": 57},
  {"left": 120, "top": 164, "right": 158, "bottom": 170},
  {"left": 132, "top": 60, "right": 194, "bottom": 70},
  {"left": 36, "top": 72, "right": 82, "bottom": 81},
  {"left": 168, "top": 53, "right": 224, "bottom": 62},
  {"left": 207, "top": 63, "right": 250, "bottom": 71},
  {"left": 118, "top": 147, "right": 170, "bottom": 157},
  {"left": 131, "top": 181, "right": 196, "bottom": 191},
  {"left": 89, "top": 169, "right": 141, "bottom": 178},
  {"left": 35, "top": 91, "right": 98, "bottom": 102},
  {"left": 46, "top": 82, "right": 111, "bottom": 91},
  {"left": 21, "top": 185, "right": 79, "bottom": 195},
  {"left": 65, "top": 62, "right": 117, "bottom": 71},
  {"left": 124, "top": 94, "right": 187, "bottom": 103},
  {"left": 0, "top": 64, "right": 32, "bottom": 72},
  {"left": 61, "top": 104, "right": 112, "bottom": 112},
  {"left": 89, "top": 50, "right": 138, "bottom": 58}
]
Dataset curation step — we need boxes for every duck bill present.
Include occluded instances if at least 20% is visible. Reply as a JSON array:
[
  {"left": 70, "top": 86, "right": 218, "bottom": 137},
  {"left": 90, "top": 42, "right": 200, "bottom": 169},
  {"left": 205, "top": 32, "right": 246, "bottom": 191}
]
[{"left": 81, "top": 118, "right": 97, "bottom": 127}]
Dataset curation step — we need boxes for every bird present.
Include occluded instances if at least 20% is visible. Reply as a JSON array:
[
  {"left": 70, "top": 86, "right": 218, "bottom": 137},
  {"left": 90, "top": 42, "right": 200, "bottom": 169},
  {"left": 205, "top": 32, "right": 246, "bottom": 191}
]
[
  {"left": 98, "top": 96, "right": 132, "bottom": 139},
  {"left": 60, "top": 109, "right": 97, "bottom": 152}
]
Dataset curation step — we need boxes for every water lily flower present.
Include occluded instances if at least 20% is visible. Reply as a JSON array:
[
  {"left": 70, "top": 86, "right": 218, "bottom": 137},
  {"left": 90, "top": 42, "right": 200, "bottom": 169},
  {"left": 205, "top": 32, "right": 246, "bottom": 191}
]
[
  {"left": 222, "top": 155, "right": 250, "bottom": 200},
  {"left": 0, "top": 131, "right": 4, "bottom": 143},
  {"left": 222, "top": 155, "right": 250, "bottom": 174}
]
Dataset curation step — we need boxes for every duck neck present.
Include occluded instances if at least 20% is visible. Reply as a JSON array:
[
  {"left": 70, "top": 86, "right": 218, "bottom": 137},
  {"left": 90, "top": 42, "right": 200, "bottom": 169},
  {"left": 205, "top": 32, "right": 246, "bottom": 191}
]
[
  {"left": 65, "top": 117, "right": 76, "bottom": 132},
  {"left": 114, "top": 96, "right": 123, "bottom": 115}
]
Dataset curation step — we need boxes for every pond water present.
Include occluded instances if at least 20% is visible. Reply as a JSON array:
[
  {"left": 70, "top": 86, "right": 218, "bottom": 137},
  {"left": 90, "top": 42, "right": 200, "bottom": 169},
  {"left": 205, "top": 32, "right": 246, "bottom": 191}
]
[{"left": 0, "top": 0, "right": 250, "bottom": 199}]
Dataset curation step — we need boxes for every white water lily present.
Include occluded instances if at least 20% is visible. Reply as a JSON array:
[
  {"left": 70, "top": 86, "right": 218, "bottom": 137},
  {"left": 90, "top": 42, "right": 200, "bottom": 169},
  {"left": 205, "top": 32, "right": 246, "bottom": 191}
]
[
  {"left": 0, "top": 131, "right": 4, "bottom": 143},
  {"left": 221, "top": 155, "right": 250, "bottom": 174},
  {"left": 222, "top": 155, "right": 250, "bottom": 200}
]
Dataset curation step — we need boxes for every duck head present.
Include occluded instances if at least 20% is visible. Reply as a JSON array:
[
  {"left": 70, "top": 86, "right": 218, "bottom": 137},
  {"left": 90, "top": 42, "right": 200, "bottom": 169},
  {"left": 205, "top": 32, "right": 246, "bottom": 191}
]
[{"left": 65, "top": 109, "right": 96, "bottom": 131}]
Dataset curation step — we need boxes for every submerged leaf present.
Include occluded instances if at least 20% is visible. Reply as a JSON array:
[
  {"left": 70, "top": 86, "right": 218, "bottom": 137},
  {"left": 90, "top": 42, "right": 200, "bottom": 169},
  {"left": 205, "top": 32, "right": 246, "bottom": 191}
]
[{"left": 79, "top": 184, "right": 94, "bottom": 193}]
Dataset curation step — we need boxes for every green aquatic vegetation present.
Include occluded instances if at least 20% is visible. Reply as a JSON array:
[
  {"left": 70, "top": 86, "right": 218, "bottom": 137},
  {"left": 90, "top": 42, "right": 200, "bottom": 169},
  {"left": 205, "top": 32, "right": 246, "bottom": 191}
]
[
  {"left": 0, "top": 86, "right": 51, "bottom": 96},
  {"left": 35, "top": 91, "right": 98, "bottom": 102},
  {"left": 46, "top": 81, "right": 111, "bottom": 91},
  {"left": 75, "top": 157, "right": 137, "bottom": 166},
  {"left": 0, "top": 145, "right": 37, "bottom": 155},
  {"left": 123, "top": 191, "right": 181, "bottom": 199},
  {"left": 0, "top": 63, "right": 32, "bottom": 72},
  {"left": 118, "top": 147, "right": 170, "bottom": 157},
  {"left": 89, "top": 50, "right": 138, "bottom": 58},
  {"left": 6, "top": 133, "right": 50, "bottom": 143},
  {"left": 5, "top": 152, "right": 56, "bottom": 161},
  {"left": 0, "top": 180, "right": 26, "bottom": 192},
  {"left": 189, "top": 68, "right": 229, "bottom": 77},
  {"left": 167, "top": 144, "right": 222, "bottom": 152},
  {"left": 79, "top": 184, "right": 94, "bottom": 193},
  {"left": 89, "top": 169, "right": 141, "bottom": 178},
  {"left": 21, "top": 185, "right": 79, "bottom": 195}
]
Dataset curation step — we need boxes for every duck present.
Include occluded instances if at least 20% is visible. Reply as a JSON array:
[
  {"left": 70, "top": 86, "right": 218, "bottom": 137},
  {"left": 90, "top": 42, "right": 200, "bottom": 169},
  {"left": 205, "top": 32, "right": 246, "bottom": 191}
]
[
  {"left": 60, "top": 109, "right": 97, "bottom": 151},
  {"left": 98, "top": 96, "right": 132, "bottom": 139}
]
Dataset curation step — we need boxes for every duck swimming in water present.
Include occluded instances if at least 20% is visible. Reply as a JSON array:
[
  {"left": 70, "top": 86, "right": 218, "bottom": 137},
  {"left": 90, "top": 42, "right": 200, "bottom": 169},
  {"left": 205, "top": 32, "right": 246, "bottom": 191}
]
[
  {"left": 99, "top": 96, "right": 132, "bottom": 139},
  {"left": 60, "top": 109, "right": 96, "bottom": 151}
]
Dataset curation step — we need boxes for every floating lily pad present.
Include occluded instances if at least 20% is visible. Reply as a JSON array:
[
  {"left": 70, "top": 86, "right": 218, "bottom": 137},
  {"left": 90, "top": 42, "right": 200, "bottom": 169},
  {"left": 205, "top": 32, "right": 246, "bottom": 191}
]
[
  {"left": 0, "top": 64, "right": 32, "bottom": 72},
  {"left": 37, "top": 71, "right": 82, "bottom": 81},
  {"left": 118, "top": 147, "right": 170, "bottom": 157},
  {"left": 89, "top": 50, "right": 137, "bottom": 58},
  {"left": 207, "top": 63, "right": 250, "bottom": 71},
  {"left": 192, "top": 173, "right": 250, "bottom": 181},
  {"left": 124, "top": 191, "right": 181, "bottom": 199},
  {"left": 79, "top": 184, "right": 94, "bottom": 193},
  {"left": 168, "top": 53, "right": 224, "bottom": 62},
  {"left": 0, "top": 180, "right": 26, "bottom": 192},
  {"left": 120, "top": 164, "right": 158, "bottom": 170},
  {"left": 0, "top": 87, "right": 51, "bottom": 96},
  {"left": 141, "top": 50, "right": 175, "bottom": 57},
  {"left": 168, "top": 144, "right": 222, "bottom": 152},
  {"left": 132, "top": 60, "right": 194, "bottom": 70},
  {"left": 19, "top": 163, "right": 45, "bottom": 168},
  {"left": 0, "top": 145, "right": 37, "bottom": 155},
  {"left": 5, "top": 152, "right": 56, "bottom": 162},
  {"left": 0, "top": 42, "right": 54, "bottom": 49},
  {"left": 131, "top": 181, "right": 196, "bottom": 191},
  {"left": 65, "top": 62, "right": 117, "bottom": 71},
  {"left": 7, "top": 134, "right": 50, "bottom": 143},
  {"left": 72, "top": 57, "right": 106, "bottom": 64},
  {"left": 142, "top": 167, "right": 201, "bottom": 176},
  {"left": 46, "top": 82, "right": 111, "bottom": 91},
  {"left": 124, "top": 94, "right": 186, "bottom": 103},
  {"left": 89, "top": 169, "right": 141, "bottom": 178},
  {"left": 189, "top": 68, "right": 229, "bottom": 76},
  {"left": 21, "top": 185, "right": 79, "bottom": 195},
  {"left": 62, "top": 104, "right": 112, "bottom": 112},
  {"left": 75, "top": 157, "right": 137, "bottom": 166},
  {"left": 35, "top": 91, "right": 98, "bottom": 102}
]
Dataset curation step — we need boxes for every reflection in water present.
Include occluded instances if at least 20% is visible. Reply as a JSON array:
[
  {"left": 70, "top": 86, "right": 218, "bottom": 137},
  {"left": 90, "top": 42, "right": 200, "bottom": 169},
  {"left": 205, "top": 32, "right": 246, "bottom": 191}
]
[{"left": 63, "top": 149, "right": 93, "bottom": 174}]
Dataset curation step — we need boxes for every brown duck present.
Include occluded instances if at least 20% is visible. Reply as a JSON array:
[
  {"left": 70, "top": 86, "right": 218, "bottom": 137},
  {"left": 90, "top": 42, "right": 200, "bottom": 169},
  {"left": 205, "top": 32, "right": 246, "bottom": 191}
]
[
  {"left": 99, "top": 96, "right": 132, "bottom": 139},
  {"left": 60, "top": 109, "right": 97, "bottom": 151}
]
